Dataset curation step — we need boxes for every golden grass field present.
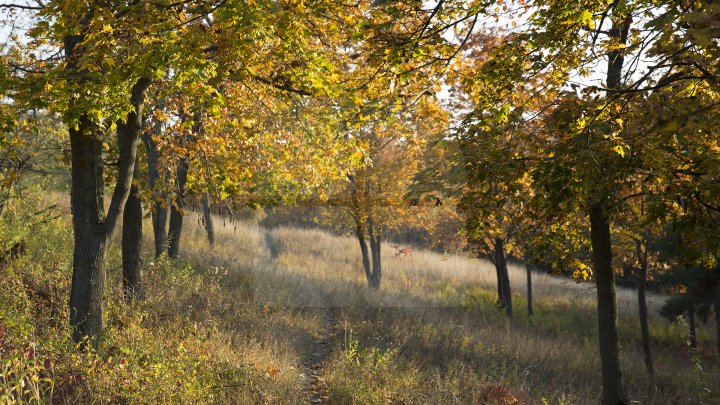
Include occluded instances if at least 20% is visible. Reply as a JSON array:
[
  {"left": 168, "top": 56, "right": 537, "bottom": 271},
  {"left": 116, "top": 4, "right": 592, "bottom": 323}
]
[
  {"left": 179, "top": 208, "right": 719, "bottom": 404},
  {"left": 1, "top": 192, "right": 717, "bottom": 403}
]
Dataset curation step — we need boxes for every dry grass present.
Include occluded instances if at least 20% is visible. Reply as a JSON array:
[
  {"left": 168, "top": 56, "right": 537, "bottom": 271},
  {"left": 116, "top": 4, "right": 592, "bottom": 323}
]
[
  {"left": 3, "top": 191, "right": 716, "bottom": 404},
  {"left": 180, "top": 212, "right": 718, "bottom": 404}
]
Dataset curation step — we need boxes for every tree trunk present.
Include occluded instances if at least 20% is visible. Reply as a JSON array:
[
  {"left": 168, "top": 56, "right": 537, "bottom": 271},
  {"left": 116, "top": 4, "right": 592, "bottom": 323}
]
[
  {"left": 66, "top": 29, "right": 150, "bottom": 344},
  {"left": 122, "top": 161, "right": 143, "bottom": 303},
  {"left": 142, "top": 129, "right": 168, "bottom": 257},
  {"left": 367, "top": 213, "right": 382, "bottom": 290},
  {"left": 369, "top": 234, "right": 381, "bottom": 289},
  {"left": 495, "top": 237, "right": 512, "bottom": 317},
  {"left": 69, "top": 127, "right": 108, "bottom": 345},
  {"left": 588, "top": 4, "right": 631, "bottom": 403},
  {"left": 348, "top": 173, "right": 373, "bottom": 287},
  {"left": 202, "top": 191, "right": 215, "bottom": 247},
  {"left": 356, "top": 228, "right": 372, "bottom": 287},
  {"left": 364, "top": 178, "right": 382, "bottom": 290},
  {"left": 495, "top": 266, "right": 504, "bottom": 306},
  {"left": 493, "top": 243, "right": 504, "bottom": 307},
  {"left": 526, "top": 264, "right": 533, "bottom": 317},
  {"left": 635, "top": 240, "right": 654, "bottom": 375},
  {"left": 688, "top": 307, "right": 697, "bottom": 352},
  {"left": 201, "top": 154, "right": 216, "bottom": 247},
  {"left": 589, "top": 201, "right": 626, "bottom": 405},
  {"left": 167, "top": 156, "right": 189, "bottom": 259}
]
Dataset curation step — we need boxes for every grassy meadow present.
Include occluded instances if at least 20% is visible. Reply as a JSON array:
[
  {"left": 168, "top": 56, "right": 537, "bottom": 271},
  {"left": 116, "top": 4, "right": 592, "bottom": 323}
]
[{"left": 0, "top": 191, "right": 718, "bottom": 403}]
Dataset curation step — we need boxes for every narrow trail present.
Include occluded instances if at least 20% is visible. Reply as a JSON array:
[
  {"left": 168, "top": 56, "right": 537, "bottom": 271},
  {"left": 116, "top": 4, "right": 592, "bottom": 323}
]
[
  {"left": 260, "top": 229, "right": 339, "bottom": 404},
  {"left": 263, "top": 229, "right": 280, "bottom": 260},
  {"left": 302, "top": 305, "right": 339, "bottom": 404}
]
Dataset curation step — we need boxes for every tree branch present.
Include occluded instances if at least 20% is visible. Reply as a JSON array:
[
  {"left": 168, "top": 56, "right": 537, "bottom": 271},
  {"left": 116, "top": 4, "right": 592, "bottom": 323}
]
[
  {"left": 0, "top": 3, "right": 42, "bottom": 10},
  {"left": 104, "top": 77, "right": 152, "bottom": 236}
]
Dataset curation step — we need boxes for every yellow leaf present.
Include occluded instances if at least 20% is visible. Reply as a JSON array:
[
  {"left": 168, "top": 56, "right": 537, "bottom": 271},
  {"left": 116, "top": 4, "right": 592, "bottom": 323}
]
[
  {"left": 265, "top": 366, "right": 279, "bottom": 376},
  {"left": 710, "top": 140, "right": 720, "bottom": 152},
  {"left": 612, "top": 145, "right": 625, "bottom": 157}
]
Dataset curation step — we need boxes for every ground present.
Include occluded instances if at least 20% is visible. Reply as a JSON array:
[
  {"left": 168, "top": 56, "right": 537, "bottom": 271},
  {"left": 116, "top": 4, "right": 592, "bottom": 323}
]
[{"left": 0, "top": 191, "right": 718, "bottom": 403}]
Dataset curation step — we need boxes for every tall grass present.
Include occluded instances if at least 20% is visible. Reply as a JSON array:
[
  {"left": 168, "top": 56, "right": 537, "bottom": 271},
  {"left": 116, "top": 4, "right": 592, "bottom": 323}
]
[
  {"left": 1, "top": 192, "right": 717, "bottom": 403},
  {"left": 193, "top": 214, "right": 717, "bottom": 404}
]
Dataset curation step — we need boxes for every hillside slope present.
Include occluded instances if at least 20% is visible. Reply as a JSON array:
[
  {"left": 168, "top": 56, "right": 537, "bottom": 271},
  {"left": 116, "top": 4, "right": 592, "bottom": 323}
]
[
  {"left": 187, "top": 211, "right": 719, "bottom": 404},
  {"left": 1, "top": 194, "right": 717, "bottom": 403}
]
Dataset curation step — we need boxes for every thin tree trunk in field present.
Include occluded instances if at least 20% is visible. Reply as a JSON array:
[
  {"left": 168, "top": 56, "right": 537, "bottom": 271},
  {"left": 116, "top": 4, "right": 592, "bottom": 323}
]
[
  {"left": 167, "top": 156, "right": 188, "bottom": 259},
  {"left": 590, "top": 5, "right": 630, "bottom": 403},
  {"left": 526, "top": 264, "right": 533, "bottom": 317},
  {"left": 356, "top": 228, "right": 372, "bottom": 287},
  {"left": 202, "top": 191, "right": 215, "bottom": 247},
  {"left": 369, "top": 234, "right": 381, "bottom": 289},
  {"left": 348, "top": 173, "right": 373, "bottom": 287},
  {"left": 66, "top": 30, "right": 150, "bottom": 344},
  {"left": 495, "top": 237, "right": 512, "bottom": 317},
  {"left": 493, "top": 243, "right": 504, "bottom": 307},
  {"left": 688, "top": 307, "right": 697, "bottom": 352},
  {"left": 590, "top": 200, "right": 626, "bottom": 405},
  {"left": 201, "top": 155, "right": 215, "bottom": 247},
  {"left": 367, "top": 213, "right": 381, "bottom": 290},
  {"left": 365, "top": 179, "right": 381, "bottom": 289},
  {"left": 635, "top": 240, "right": 654, "bottom": 375},
  {"left": 142, "top": 129, "right": 168, "bottom": 258},
  {"left": 122, "top": 161, "right": 143, "bottom": 302}
]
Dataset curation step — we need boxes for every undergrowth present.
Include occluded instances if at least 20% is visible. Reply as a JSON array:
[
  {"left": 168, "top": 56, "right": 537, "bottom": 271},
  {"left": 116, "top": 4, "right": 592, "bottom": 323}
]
[
  {"left": 1, "top": 188, "right": 718, "bottom": 404},
  {"left": 0, "top": 190, "right": 303, "bottom": 403}
]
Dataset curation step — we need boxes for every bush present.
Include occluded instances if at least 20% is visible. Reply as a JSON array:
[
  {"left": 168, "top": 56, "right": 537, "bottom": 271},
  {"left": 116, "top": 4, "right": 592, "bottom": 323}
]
[{"left": 0, "top": 191, "right": 268, "bottom": 403}]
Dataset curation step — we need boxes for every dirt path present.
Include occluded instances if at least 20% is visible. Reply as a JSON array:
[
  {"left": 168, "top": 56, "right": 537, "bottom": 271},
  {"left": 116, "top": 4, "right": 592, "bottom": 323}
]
[
  {"left": 261, "top": 229, "right": 338, "bottom": 404},
  {"left": 263, "top": 230, "right": 280, "bottom": 260},
  {"left": 302, "top": 305, "right": 339, "bottom": 404}
]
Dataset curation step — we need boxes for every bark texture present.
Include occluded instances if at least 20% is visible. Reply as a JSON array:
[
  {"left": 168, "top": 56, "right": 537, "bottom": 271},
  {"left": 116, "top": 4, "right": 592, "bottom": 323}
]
[
  {"left": 142, "top": 128, "right": 168, "bottom": 257},
  {"left": 365, "top": 179, "right": 382, "bottom": 289},
  {"left": 66, "top": 29, "right": 150, "bottom": 345},
  {"left": 356, "top": 226, "right": 373, "bottom": 284},
  {"left": 202, "top": 191, "right": 215, "bottom": 246},
  {"left": 589, "top": 5, "right": 630, "bottom": 403},
  {"left": 69, "top": 133, "right": 108, "bottom": 345},
  {"left": 590, "top": 201, "right": 626, "bottom": 405},
  {"left": 367, "top": 213, "right": 382, "bottom": 289},
  {"left": 494, "top": 253, "right": 504, "bottom": 305},
  {"left": 122, "top": 161, "right": 143, "bottom": 302},
  {"left": 494, "top": 237, "right": 512, "bottom": 317},
  {"left": 167, "top": 156, "right": 189, "bottom": 259}
]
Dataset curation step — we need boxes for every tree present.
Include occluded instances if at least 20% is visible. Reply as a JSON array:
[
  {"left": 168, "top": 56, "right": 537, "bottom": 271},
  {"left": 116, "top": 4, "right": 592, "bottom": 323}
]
[
  {"left": 462, "top": 1, "right": 718, "bottom": 396},
  {"left": 660, "top": 267, "right": 720, "bottom": 355},
  {"left": 166, "top": 112, "right": 193, "bottom": 259},
  {"left": 451, "top": 0, "right": 720, "bottom": 401},
  {"left": 139, "top": 0, "right": 366, "bottom": 258},
  {"left": 65, "top": 65, "right": 151, "bottom": 344},
  {"left": 143, "top": 100, "right": 171, "bottom": 258},
  {"left": 11, "top": 0, "right": 234, "bottom": 344},
  {"left": 122, "top": 161, "right": 143, "bottom": 302},
  {"left": 341, "top": 94, "right": 447, "bottom": 289}
]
